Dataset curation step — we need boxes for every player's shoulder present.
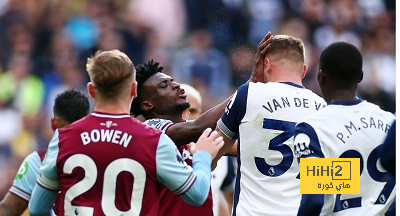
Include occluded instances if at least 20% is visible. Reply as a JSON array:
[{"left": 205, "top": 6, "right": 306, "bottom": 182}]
[
  {"left": 24, "top": 151, "right": 41, "bottom": 163},
  {"left": 144, "top": 118, "right": 174, "bottom": 131},
  {"left": 309, "top": 91, "right": 326, "bottom": 104},
  {"left": 295, "top": 102, "right": 333, "bottom": 127},
  {"left": 12, "top": 151, "right": 41, "bottom": 188},
  {"left": 362, "top": 100, "right": 395, "bottom": 119},
  {"left": 139, "top": 120, "right": 164, "bottom": 136},
  {"left": 125, "top": 118, "right": 164, "bottom": 144}
]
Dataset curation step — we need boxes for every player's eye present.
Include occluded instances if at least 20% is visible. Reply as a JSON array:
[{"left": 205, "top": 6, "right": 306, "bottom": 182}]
[{"left": 159, "top": 82, "right": 168, "bottom": 88}]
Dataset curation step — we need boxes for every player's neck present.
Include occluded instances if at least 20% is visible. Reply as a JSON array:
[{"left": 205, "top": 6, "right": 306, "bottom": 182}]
[
  {"left": 326, "top": 91, "right": 358, "bottom": 104},
  {"left": 324, "top": 84, "right": 358, "bottom": 104},
  {"left": 269, "top": 72, "right": 303, "bottom": 86},
  {"left": 93, "top": 99, "right": 131, "bottom": 115}
]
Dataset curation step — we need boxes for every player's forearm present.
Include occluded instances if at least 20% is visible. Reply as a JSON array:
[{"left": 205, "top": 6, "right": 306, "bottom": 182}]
[
  {"left": 195, "top": 96, "right": 231, "bottom": 130},
  {"left": 0, "top": 192, "right": 28, "bottom": 216},
  {"left": 167, "top": 96, "right": 232, "bottom": 146},
  {"left": 180, "top": 151, "right": 212, "bottom": 206},
  {"left": 0, "top": 202, "right": 17, "bottom": 216},
  {"left": 212, "top": 128, "right": 235, "bottom": 170},
  {"left": 225, "top": 141, "right": 237, "bottom": 156},
  {"left": 28, "top": 185, "right": 57, "bottom": 216},
  {"left": 0, "top": 205, "right": 13, "bottom": 216}
]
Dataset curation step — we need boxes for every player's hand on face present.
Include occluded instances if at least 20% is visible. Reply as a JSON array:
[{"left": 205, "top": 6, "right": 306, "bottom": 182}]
[
  {"left": 249, "top": 31, "right": 272, "bottom": 83},
  {"left": 192, "top": 128, "right": 224, "bottom": 159}
]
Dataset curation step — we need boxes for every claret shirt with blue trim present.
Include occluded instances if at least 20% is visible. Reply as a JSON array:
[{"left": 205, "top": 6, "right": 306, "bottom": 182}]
[{"left": 34, "top": 112, "right": 211, "bottom": 215}]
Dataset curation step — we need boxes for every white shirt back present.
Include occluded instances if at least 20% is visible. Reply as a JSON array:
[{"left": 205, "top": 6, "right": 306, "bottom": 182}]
[
  {"left": 294, "top": 100, "right": 395, "bottom": 215},
  {"left": 218, "top": 82, "right": 326, "bottom": 215}
]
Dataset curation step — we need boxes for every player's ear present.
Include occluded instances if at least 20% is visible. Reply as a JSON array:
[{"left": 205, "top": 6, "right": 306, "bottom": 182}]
[
  {"left": 263, "top": 58, "right": 271, "bottom": 82},
  {"left": 51, "top": 117, "right": 57, "bottom": 131},
  {"left": 264, "top": 58, "right": 270, "bottom": 70},
  {"left": 317, "top": 69, "right": 325, "bottom": 85},
  {"left": 301, "top": 64, "right": 308, "bottom": 79},
  {"left": 357, "top": 71, "right": 363, "bottom": 83},
  {"left": 131, "top": 81, "right": 138, "bottom": 98},
  {"left": 87, "top": 82, "right": 95, "bottom": 99},
  {"left": 141, "top": 101, "right": 153, "bottom": 112}
]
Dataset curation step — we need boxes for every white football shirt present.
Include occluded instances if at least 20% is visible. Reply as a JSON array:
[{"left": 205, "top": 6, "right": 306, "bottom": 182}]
[
  {"left": 218, "top": 82, "right": 326, "bottom": 215},
  {"left": 294, "top": 99, "right": 395, "bottom": 215}
]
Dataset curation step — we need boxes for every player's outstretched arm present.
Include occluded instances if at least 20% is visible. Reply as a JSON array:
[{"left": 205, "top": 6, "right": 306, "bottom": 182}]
[
  {"left": 180, "top": 129, "right": 224, "bottom": 205},
  {"left": 188, "top": 128, "right": 224, "bottom": 159},
  {"left": 0, "top": 192, "right": 28, "bottom": 216},
  {"left": 165, "top": 32, "right": 273, "bottom": 147},
  {"left": 156, "top": 129, "right": 223, "bottom": 206},
  {"left": 166, "top": 96, "right": 232, "bottom": 146}
]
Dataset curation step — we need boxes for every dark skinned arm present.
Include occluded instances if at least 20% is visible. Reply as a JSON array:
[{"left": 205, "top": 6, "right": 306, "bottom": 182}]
[
  {"left": 166, "top": 32, "right": 273, "bottom": 147},
  {"left": 0, "top": 192, "right": 28, "bottom": 216},
  {"left": 166, "top": 96, "right": 232, "bottom": 146},
  {"left": 212, "top": 127, "right": 237, "bottom": 169}
]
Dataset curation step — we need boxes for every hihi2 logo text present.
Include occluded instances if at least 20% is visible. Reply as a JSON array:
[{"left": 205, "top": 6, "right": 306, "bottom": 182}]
[{"left": 300, "top": 158, "right": 360, "bottom": 194}]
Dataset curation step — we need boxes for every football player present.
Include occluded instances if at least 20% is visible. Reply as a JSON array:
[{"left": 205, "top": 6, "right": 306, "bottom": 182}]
[
  {"left": 28, "top": 50, "right": 224, "bottom": 215},
  {"left": 129, "top": 32, "right": 271, "bottom": 215},
  {"left": 0, "top": 89, "right": 90, "bottom": 216},
  {"left": 294, "top": 42, "right": 395, "bottom": 215},
  {"left": 214, "top": 35, "right": 327, "bottom": 215}
]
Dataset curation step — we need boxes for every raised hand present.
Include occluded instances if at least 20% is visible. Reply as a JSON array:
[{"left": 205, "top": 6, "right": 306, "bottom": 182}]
[{"left": 249, "top": 31, "right": 272, "bottom": 83}]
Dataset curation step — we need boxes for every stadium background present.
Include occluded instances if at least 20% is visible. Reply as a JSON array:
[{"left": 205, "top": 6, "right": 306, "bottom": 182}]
[{"left": 0, "top": 0, "right": 395, "bottom": 199}]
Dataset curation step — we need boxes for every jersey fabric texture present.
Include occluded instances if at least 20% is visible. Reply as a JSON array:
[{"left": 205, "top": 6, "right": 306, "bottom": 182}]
[
  {"left": 144, "top": 118, "right": 214, "bottom": 216},
  {"left": 37, "top": 112, "right": 202, "bottom": 216},
  {"left": 10, "top": 150, "right": 46, "bottom": 201},
  {"left": 218, "top": 82, "right": 326, "bottom": 215},
  {"left": 294, "top": 99, "right": 395, "bottom": 215}
]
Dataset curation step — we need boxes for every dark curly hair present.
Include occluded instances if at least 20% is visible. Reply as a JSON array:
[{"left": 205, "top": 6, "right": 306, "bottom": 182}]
[
  {"left": 130, "top": 60, "right": 163, "bottom": 117},
  {"left": 54, "top": 89, "right": 90, "bottom": 123}
]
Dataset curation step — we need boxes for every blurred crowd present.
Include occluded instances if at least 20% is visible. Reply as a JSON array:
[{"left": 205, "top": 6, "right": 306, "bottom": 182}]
[{"left": 0, "top": 0, "right": 395, "bottom": 198}]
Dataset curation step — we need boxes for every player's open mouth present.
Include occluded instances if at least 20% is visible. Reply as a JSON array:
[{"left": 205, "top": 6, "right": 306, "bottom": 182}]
[{"left": 177, "top": 89, "right": 187, "bottom": 99}]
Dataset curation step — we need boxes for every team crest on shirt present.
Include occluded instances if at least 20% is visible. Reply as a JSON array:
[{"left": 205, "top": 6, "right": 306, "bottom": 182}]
[
  {"left": 181, "top": 149, "right": 193, "bottom": 160},
  {"left": 15, "top": 161, "right": 28, "bottom": 180},
  {"left": 100, "top": 120, "right": 117, "bottom": 128},
  {"left": 293, "top": 133, "right": 313, "bottom": 157}
]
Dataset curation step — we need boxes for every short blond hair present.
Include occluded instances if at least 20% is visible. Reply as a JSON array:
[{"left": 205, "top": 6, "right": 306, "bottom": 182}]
[
  {"left": 265, "top": 35, "right": 305, "bottom": 63},
  {"left": 86, "top": 50, "right": 135, "bottom": 99}
]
